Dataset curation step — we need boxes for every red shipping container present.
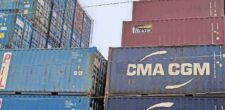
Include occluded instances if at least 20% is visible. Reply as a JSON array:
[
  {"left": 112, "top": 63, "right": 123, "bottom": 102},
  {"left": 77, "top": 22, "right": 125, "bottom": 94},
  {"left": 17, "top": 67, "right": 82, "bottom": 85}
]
[
  {"left": 133, "top": 0, "right": 224, "bottom": 21},
  {"left": 122, "top": 17, "right": 225, "bottom": 47},
  {"left": 74, "top": 2, "right": 84, "bottom": 34}
]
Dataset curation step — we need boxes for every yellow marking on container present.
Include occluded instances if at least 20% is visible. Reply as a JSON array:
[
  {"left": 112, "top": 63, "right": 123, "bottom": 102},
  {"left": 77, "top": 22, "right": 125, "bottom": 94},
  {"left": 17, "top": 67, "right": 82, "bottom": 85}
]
[
  {"left": 0, "top": 33, "right": 5, "bottom": 39},
  {"left": 24, "top": 9, "right": 29, "bottom": 14}
]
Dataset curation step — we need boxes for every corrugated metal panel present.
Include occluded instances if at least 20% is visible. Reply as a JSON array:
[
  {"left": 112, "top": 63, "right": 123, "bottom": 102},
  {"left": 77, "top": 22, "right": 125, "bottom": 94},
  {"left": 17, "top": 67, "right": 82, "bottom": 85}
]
[
  {"left": 122, "top": 17, "right": 225, "bottom": 47},
  {"left": 105, "top": 96, "right": 225, "bottom": 110},
  {"left": 106, "top": 45, "right": 225, "bottom": 95},
  {"left": 49, "top": 4, "right": 64, "bottom": 44},
  {"left": 47, "top": 36, "right": 60, "bottom": 48},
  {"left": 64, "top": 0, "right": 76, "bottom": 25},
  {"left": 0, "top": 95, "right": 102, "bottom": 110},
  {"left": 0, "top": 0, "right": 21, "bottom": 10},
  {"left": 60, "top": 22, "right": 73, "bottom": 48},
  {"left": 81, "top": 13, "right": 92, "bottom": 48},
  {"left": 30, "top": 27, "right": 47, "bottom": 48},
  {"left": 133, "top": 0, "right": 224, "bottom": 21},
  {"left": 0, "top": 10, "right": 33, "bottom": 49},
  {"left": 74, "top": 2, "right": 84, "bottom": 34},
  {"left": 71, "top": 29, "right": 82, "bottom": 48},
  {"left": 0, "top": 48, "right": 107, "bottom": 96}
]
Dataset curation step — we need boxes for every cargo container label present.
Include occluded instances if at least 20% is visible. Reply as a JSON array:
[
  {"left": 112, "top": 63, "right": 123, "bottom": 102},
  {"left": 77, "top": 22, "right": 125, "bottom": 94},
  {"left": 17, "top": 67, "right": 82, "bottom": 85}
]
[
  {"left": 0, "top": 52, "right": 11, "bottom": 89},
  {"left": 133, "top": 24, "right": 152, "bottom": 34},
  {"left": 127, "top": 51, "right": 210, "bottom": 77}
]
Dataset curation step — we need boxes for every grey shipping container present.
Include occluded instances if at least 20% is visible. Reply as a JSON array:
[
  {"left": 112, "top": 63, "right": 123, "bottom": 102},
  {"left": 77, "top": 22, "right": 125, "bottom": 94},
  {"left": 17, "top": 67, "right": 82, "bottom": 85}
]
[
  {"left": 0, "top": 47, "right": 106, "bottom": 96},
  {"left": 106, "top": 45, "right": 225, "bottom": 95},
  {"left": 105, "top": 96, "right": 225, "bottom": 110},
  {"left": 0, "top": 95, "right": 103, "bottom": 110}
]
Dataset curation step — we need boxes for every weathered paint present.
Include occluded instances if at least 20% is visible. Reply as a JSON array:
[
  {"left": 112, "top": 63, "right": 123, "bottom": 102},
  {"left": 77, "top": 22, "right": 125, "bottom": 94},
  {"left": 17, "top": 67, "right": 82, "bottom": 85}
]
[
  {"left": 122, "top": 17, "right": 225, "bottom": 47},
  {"left": 105, "top": 96, "right": 225, "bottom": 110},
  {"left": 133, "top": 0, "right": 224, "bottom": 21},
  {"left": 106, "top": 45, "right": 225, "bottom": 95},
  {"left": 0, "top": 95, "right": 103, "bottom": 110},
  {"left": 0, "top": 48, "right": 106, "bottom": 96}
]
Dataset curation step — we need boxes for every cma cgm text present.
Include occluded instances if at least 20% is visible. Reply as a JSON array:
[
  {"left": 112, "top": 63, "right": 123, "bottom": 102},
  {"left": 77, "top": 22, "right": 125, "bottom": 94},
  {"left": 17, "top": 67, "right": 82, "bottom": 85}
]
[{"left": 127, "top": 63, "right": 210, "bottom": 76}]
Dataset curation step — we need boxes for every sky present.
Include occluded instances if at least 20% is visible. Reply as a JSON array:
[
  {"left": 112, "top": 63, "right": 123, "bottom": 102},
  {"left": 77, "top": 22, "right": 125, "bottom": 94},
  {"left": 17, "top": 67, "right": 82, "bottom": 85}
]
[{"left": 79, "top": 0, "right": 133, "bottom": 58}]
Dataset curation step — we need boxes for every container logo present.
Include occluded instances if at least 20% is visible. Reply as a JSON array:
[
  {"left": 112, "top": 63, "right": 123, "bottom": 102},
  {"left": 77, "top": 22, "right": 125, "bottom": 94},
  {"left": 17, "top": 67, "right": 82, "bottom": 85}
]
[
  {"left": 133, "top": 24, "right": 152, "bottom": 34},
  {"left": 0, "top": 52, "right": 12, "bottom": 89},
  {"left": 146, "top": 102, "right": 174, "bottom": 110},
  {"left": 126, "top": 51, "right": 211, "bottom": 89}
]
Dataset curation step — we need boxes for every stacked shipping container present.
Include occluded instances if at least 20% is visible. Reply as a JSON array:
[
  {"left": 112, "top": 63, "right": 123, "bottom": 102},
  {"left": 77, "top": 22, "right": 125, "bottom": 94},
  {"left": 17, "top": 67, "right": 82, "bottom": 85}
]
[
  {"left": 0, "top": 0, "right": 96, "bottom": 109},
  {"left": 0, "top": 0, "right": 92, "bottom": 49},
  {"left": 105, "top": 0, "right": 225, "bottom": 109},
  {"left": 122, "top": 0, "right": 225, "bottom": 47},
  {"left": 0, "top": 48, "right": 107, "bottom": 110}
]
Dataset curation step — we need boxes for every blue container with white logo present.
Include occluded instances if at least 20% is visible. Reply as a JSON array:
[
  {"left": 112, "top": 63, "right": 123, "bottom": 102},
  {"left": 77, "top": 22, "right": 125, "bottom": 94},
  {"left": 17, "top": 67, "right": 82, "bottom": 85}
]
[
  {"left": 0, "top": 47, "right": 106, "bottom": 96},
  {"left": 0, "top": 95, "right": 103, "bottom": 110},
  {"left": 106, "top": 45, "right": 225, "bottom": 95},
  {"left": 105, "top": 96, "right": 225, "bottom": 110}
]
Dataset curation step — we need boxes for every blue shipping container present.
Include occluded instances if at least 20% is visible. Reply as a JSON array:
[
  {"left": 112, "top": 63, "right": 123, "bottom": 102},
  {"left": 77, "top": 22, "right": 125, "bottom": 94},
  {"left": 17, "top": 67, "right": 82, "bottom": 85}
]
[
  {"left": 49, "top": 4, "right": 64, "bottom": 44},
  {"left": 60, "top": 23, "right": 73, "bottom": 48},
  {"left": 0, "top": 48, "right": 106, "bottom": 96},
  {"left": 106, "top": 45, "right": 225, "bottom": 95},
  {"left": 64, "top": 0, "right": 76, "bottom": 25},
  {"left": 0, "top": 0, "right": 52, "bottom": 33},
  {"left": 0, "top": 95, "right": 103, "bottom": 110},
  {"left": 0, "top": 10, "right": 33, "bottom": 49},
  {"left": 105, "top": 96, "right": 225, "bottom": 110}
]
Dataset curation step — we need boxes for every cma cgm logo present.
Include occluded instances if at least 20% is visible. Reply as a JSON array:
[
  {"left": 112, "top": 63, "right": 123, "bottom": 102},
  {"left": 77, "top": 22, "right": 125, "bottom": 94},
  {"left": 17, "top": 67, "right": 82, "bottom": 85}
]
[{"left": 126, "top": 51, "right": 210, "bottom": 89}]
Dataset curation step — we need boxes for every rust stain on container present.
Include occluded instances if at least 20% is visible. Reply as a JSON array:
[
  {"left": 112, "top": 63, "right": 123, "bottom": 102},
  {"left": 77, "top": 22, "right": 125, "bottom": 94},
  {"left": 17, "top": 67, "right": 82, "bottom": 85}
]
[
  {"left": 133, "top": 0, "right": 224, "bottom": 21},
  {"left": 122, "top": 17, "right": 225, "bottom": 47}
]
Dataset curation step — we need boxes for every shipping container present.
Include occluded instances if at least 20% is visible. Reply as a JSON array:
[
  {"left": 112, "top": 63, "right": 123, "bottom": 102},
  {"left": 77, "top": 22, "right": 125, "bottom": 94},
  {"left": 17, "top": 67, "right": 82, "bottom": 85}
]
[
  {"left": 30, "top": 26, "right": 47, "bottom": 48},
  {"left": 81, "top": 13, "right": 92, "bottom": 48},
  {"left": 0, "top": 0, "right": 52, "bottom": 33},
  {"left": 0, "top": 48, "right": 107, "bottom": 96},
  {"left": 64, "top": 0, "right": 76, "bottom": 25},
  {"left": 71, "top": 29, "right": 82, "bottom": 48},
  {"left": 74, "top": 2, "right": 84, "bottom": 34},
  {"left": 60, "top": 21, "right": 73, "bottom": 48},
  {"left": 60, "top": 0, "right": 76, "bottom": 48},
  {"left": 0, "top": 10, "right": 33, "bottom": 49},
  {"left": 0, "top": 95, "right": 103, "bottom": 110},
  {"left": 106, "top": 45, "right": 225, "bottom": 95},
  {"left": 105, "top": 96, "right": 225, "bottom": 110},
  {"left": 49, "top": 4, "right": 64, "bottom": 44},
  {"left": 122, "top": 17, "right": 225, "bottom": 47},
  {"left": 132, "top": 0, "right": 224, "bottom": 21}
]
